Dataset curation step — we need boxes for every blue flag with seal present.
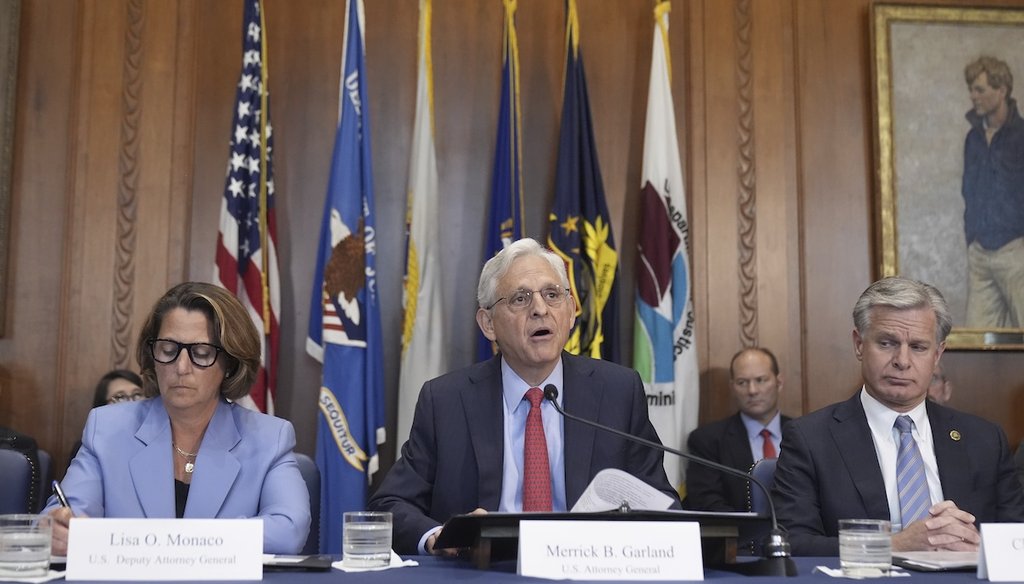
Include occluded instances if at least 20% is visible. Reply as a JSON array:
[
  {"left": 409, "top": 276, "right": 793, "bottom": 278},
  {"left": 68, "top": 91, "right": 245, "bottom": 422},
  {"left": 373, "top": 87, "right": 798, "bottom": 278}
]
[
  {"left": 547, "top": 0, "right": 620, "bottom": 363},
  {"left": 477, "top": 0, "right": 525, "bottom": 362},
  {"left": 306, "top": 0, "right": 384, "bottom": 555}
]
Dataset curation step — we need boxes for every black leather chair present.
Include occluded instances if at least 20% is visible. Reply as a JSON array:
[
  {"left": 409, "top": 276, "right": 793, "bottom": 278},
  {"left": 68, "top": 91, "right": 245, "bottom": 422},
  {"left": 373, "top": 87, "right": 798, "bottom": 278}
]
[
  {"left": 747, "top": 457, "right": 778, "bottom": 515},
  {"left": 743, "top": 457, "right": 779, "bottom": 556},
  {"left": 294, "top": 452, "right": 321, "bottom": 555},
  {"left": 0, "top": 448, "right": 35, "bottom": 513},
  {"left": 36, "top": 449, "right": 54, "bottom": 512}
]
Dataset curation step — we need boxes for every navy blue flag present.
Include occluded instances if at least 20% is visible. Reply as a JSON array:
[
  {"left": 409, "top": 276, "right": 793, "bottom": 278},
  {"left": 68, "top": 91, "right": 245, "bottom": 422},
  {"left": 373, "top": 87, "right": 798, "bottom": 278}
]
[
  {"left": 547, "top": 0, "right": 620, "bottom": 362},
  {"left": 478, "top": 0, "right": 525, "bottom": 362},
  {"left": 306, "top": 0, "right": 384, "bottom": 555}
]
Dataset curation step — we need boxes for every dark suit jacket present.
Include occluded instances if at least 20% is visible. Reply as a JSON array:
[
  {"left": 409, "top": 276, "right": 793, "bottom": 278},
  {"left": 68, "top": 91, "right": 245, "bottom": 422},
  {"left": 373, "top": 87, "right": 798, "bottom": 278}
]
[
  {"left": 1015, "top": 439, "right": 1024, "bottom": 491},
  {"left": 683, "top": 412, "right": 790, "bottom": 512},
  {"left": 367, "top": 353, "right": 679, "bottom": 554},
  {"left": 773, "top": 392, "right": 1024, "bottom": 556}
]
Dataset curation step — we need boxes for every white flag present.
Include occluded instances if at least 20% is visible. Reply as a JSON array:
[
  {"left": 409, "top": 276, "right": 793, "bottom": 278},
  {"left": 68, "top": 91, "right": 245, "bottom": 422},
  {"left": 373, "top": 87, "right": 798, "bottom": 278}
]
[
  {"left": 633, "top": 0, "right": 700, "bottom": 491},
  {"left": 397, "top": 0, "right": 448, "bottom": 454}
]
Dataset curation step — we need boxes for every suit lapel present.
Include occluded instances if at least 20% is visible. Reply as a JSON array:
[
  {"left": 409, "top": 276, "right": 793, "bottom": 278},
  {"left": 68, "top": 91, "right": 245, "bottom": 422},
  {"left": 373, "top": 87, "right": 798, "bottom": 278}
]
[
  {"left": 829, "top": 394, "right": 890, "bottom": 518},
  {"left": 725, "top": 414, "right": 755, "bottom": 471},
  {"left": 562, "top": 354, "right": 599, "bottom": 505},
  {"left": 130, "top": 399, "right": 176, "bottom": 517},
  {"left": 927, "top": 401, "right": 970, "bottom": 502},
  {"left": 185, "top": 401, "right": 241, "bottom": 518},
  {"left": 463, "top": 357, "right": 504, "bottom": 510}
]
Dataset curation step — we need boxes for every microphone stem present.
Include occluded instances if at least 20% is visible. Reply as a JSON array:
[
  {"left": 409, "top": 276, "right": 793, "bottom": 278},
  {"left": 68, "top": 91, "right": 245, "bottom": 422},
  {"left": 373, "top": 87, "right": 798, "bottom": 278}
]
[{"left": 547, "top": 395, "right": 781, "bottom": 533}]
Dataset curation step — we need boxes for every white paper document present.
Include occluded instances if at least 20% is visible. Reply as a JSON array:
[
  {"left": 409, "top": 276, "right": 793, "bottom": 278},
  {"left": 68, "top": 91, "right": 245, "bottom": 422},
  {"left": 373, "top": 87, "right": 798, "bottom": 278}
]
[
  {"left": 570, "top": 468, "right": 675, "bottom": 513},
  {"left": 892, "top": 551, "right": 977, "bottom": 571}
]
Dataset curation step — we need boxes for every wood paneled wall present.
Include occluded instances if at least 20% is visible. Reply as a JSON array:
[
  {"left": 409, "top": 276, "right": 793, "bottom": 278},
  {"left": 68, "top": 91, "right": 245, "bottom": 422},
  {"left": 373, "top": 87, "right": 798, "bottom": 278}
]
[{"left": 2, "top": 0, "right": 1023, "bottom": 479}]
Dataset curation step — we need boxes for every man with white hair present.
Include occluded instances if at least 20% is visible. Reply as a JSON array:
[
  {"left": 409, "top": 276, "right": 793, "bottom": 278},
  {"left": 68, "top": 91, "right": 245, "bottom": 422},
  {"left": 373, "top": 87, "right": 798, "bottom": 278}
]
[{"left": 369, "top": 238, "right": 677, "bottom": 555}]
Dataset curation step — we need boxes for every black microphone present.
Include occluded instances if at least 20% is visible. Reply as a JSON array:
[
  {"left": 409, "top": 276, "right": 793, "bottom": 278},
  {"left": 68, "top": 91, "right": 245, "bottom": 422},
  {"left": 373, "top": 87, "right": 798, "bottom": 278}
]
[{"left": 542, "top": 384, "right": 796, "bottom": 576}]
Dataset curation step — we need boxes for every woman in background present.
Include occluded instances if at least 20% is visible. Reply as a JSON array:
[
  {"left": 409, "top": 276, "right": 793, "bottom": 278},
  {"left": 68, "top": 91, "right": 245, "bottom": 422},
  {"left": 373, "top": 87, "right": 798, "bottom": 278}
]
[
  {"left": 91, "top": 369, "right": 144, "bottom": 407},
  {"left": 44, "top": 282, "right": 309, "bottom": 554},
  {"left": 67, "top": 370, "right": 145, "bottom": 466}
]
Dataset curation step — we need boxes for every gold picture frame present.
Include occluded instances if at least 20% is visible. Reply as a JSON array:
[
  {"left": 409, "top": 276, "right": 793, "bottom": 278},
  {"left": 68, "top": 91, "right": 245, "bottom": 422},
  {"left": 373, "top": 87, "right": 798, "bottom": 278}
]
[{"left": 872, "top": 3, "right": 1024, "bottom": 350}]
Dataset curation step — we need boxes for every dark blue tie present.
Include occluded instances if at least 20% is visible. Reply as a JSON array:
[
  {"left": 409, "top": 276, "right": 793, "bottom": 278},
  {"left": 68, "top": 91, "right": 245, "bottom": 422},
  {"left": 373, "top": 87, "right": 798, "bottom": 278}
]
[{"left": 895, "top": 415, "right": 931, "bottom": 526}]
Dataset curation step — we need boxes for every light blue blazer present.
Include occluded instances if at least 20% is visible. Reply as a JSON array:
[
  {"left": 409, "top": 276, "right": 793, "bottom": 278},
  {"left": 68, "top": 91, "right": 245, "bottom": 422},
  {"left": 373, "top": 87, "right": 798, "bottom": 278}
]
[{"left": 43, "top": 397, "right": 310, "bottom": 554}]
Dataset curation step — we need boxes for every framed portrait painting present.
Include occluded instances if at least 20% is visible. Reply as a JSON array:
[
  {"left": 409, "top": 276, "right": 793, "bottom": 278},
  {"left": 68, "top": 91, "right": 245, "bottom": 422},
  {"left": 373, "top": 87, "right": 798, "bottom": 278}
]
[{"left": 872, "top": 3, "right": 1024, "bottom": 350}]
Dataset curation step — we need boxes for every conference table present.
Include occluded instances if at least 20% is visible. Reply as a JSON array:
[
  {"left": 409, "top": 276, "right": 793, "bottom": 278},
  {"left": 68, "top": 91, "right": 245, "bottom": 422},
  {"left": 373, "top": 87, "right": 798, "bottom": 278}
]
[
  {"left": 267, "top": 556, "right": 988, "bottom": 583},
  {"left": 66, "top": 555, "right": 982, "bottom": 583}
]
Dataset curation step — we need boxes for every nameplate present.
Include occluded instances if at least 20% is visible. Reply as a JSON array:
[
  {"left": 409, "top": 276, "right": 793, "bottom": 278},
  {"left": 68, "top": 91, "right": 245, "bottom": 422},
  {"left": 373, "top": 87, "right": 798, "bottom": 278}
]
[
  {"left": 66, "top": 518, "right": 263, "bottom": 581},
  {"left": 518, "top": 520, "right": 702, "bottom": 581},
  {"left": 978, "top": 523, "right": 1024, "bottom": 581}
]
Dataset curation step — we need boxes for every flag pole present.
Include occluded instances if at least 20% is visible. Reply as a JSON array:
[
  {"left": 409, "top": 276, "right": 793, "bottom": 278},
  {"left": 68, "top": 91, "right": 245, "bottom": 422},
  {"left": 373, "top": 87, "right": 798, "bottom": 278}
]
[
  {"left": 258, "top": 0, "right": 271, "bottom": 332},
  {"left": 655, "top": 0, "right": 672, "bottom": 82},
  {"left": 504, "top": 0, "right": 524, "bottom": 225}
]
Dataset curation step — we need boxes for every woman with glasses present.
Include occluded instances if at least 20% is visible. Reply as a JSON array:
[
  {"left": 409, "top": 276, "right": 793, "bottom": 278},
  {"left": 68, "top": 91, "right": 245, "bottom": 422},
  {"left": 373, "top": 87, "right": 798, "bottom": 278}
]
[
  {"left": 44, "top": 282, "right": 310, "bottom": 555},
  {"left": 66, "top": 369, "right": 146, "bottom": 468},
  {"left": 92, "top": 369, "right": 144, "bottom": 407}
]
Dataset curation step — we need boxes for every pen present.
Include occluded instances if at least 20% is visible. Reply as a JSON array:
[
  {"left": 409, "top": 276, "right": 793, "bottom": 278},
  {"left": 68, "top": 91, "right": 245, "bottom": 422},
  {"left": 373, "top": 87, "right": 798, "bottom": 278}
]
[{"left": 52, "top": 479, "right": 70, "bottom": 508}]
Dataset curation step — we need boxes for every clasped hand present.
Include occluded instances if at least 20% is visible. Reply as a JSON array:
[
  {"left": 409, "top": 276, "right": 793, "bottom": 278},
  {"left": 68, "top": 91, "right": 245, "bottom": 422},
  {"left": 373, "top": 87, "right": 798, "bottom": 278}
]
[{"left": 892, "top": 500, "right": 980, "bottom": 552}]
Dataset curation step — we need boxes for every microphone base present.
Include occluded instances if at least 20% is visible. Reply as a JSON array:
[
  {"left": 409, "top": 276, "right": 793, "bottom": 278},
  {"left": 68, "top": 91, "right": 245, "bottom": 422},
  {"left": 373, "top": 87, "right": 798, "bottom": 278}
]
[{"left": 718, "top": 556, "right": 798, "bottom": 577}]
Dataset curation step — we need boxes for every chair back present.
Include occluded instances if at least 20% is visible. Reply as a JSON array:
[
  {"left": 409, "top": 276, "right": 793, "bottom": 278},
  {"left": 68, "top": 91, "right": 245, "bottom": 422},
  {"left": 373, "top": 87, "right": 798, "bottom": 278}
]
[
  {"left": 294, "top": 453, "right": 321, "bottom": 555},
  {"left": 747, "top": 457, "right": 778, "bottom": 515},
  {"left": 0, "top": 449, "right": 34, "bottom": 513},
  {"left": 37, "top": 449, "right": 53, "bottom": 512}
]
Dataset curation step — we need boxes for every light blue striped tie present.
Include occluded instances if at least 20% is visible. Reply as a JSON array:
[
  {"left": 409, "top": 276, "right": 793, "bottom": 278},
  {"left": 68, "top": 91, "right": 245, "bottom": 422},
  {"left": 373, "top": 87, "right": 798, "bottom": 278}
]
[{"left": 895, "top": 415, "right": 932, "bottom": 526}]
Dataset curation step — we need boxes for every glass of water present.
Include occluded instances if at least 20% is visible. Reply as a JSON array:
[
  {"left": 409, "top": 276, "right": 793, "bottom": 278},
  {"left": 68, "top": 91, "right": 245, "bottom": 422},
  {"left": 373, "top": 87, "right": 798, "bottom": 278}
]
[
  {"left": 838, "top": 518, "right": 891, "bottom": 578},
  {"left": 342, "top": 511, "right": 392, "bottom": 568},
  {"left": 0, "top": 514, "right": 53, "bottom": 578}
]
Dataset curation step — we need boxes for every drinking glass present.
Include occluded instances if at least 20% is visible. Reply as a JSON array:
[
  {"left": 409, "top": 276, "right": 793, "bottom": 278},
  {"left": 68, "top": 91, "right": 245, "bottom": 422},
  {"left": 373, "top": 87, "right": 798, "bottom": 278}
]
[
  {"left": 342, "top": 511, "right": 392, "bottom": 568},
  {"left": 0, "top": 514, "right": 52, "bottom": 578},
  {"left": 838, "top": 518, "right": 891, "bottom": 578}
]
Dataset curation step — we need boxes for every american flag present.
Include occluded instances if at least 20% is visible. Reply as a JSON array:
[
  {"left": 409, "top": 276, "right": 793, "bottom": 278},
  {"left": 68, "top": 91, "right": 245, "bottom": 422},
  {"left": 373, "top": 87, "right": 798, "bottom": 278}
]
[{"left": 214, "top": 0, "right": 279, "bottom": 414}]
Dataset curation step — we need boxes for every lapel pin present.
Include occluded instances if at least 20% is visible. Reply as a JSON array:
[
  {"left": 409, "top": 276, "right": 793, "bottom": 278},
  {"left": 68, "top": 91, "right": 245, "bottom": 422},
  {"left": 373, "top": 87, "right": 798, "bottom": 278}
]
[{"left": 949, "top": 430, "right": 961, "bottom": 441}]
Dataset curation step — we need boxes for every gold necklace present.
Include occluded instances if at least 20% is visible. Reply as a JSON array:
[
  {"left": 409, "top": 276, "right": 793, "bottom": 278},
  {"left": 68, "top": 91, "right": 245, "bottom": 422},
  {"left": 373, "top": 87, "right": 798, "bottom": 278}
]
[{"left": 173, "top": 444, "right": 197, "bottom": 474}]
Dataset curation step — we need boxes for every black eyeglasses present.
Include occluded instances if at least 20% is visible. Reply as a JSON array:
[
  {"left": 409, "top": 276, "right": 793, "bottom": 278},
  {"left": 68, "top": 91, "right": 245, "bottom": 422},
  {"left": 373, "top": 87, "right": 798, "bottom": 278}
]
[
  {"left": 148, "top": 339, "right": 224, "bottom": 368},
  {"left": 486, "top": 286, "right": 570, "bottom": 311}
]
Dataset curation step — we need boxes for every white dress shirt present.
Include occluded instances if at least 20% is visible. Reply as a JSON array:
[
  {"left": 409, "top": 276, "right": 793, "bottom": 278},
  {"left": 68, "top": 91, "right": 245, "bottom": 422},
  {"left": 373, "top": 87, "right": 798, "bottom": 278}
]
[
  {"left": 740, "top": 411, "right": 783, "bottom": 463},
  {"left": 498, "top": 358, "right": 567, "bottom": 513}
]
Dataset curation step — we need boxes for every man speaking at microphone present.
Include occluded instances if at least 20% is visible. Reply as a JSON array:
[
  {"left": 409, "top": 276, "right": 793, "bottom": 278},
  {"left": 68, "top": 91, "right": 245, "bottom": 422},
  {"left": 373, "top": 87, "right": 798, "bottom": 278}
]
[{"left": 368, "top": 238, "right": 678, "bottom": 555}]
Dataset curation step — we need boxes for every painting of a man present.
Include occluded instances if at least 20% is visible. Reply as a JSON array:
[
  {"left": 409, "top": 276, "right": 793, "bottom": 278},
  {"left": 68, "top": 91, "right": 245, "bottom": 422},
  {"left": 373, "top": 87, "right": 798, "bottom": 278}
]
[{"left": 961, "top": 56, "right": 1024, "bottom": 328}]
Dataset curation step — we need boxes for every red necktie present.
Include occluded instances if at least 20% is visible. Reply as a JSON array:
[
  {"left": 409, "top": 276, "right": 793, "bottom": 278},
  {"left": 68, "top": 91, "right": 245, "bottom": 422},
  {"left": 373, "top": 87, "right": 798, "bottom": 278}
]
[
  {"left": 760, "top": 428, "right": 777, "bottom": 460},
  {"left": 523, "top": 387, "right": 552, "bottom": 512}
]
